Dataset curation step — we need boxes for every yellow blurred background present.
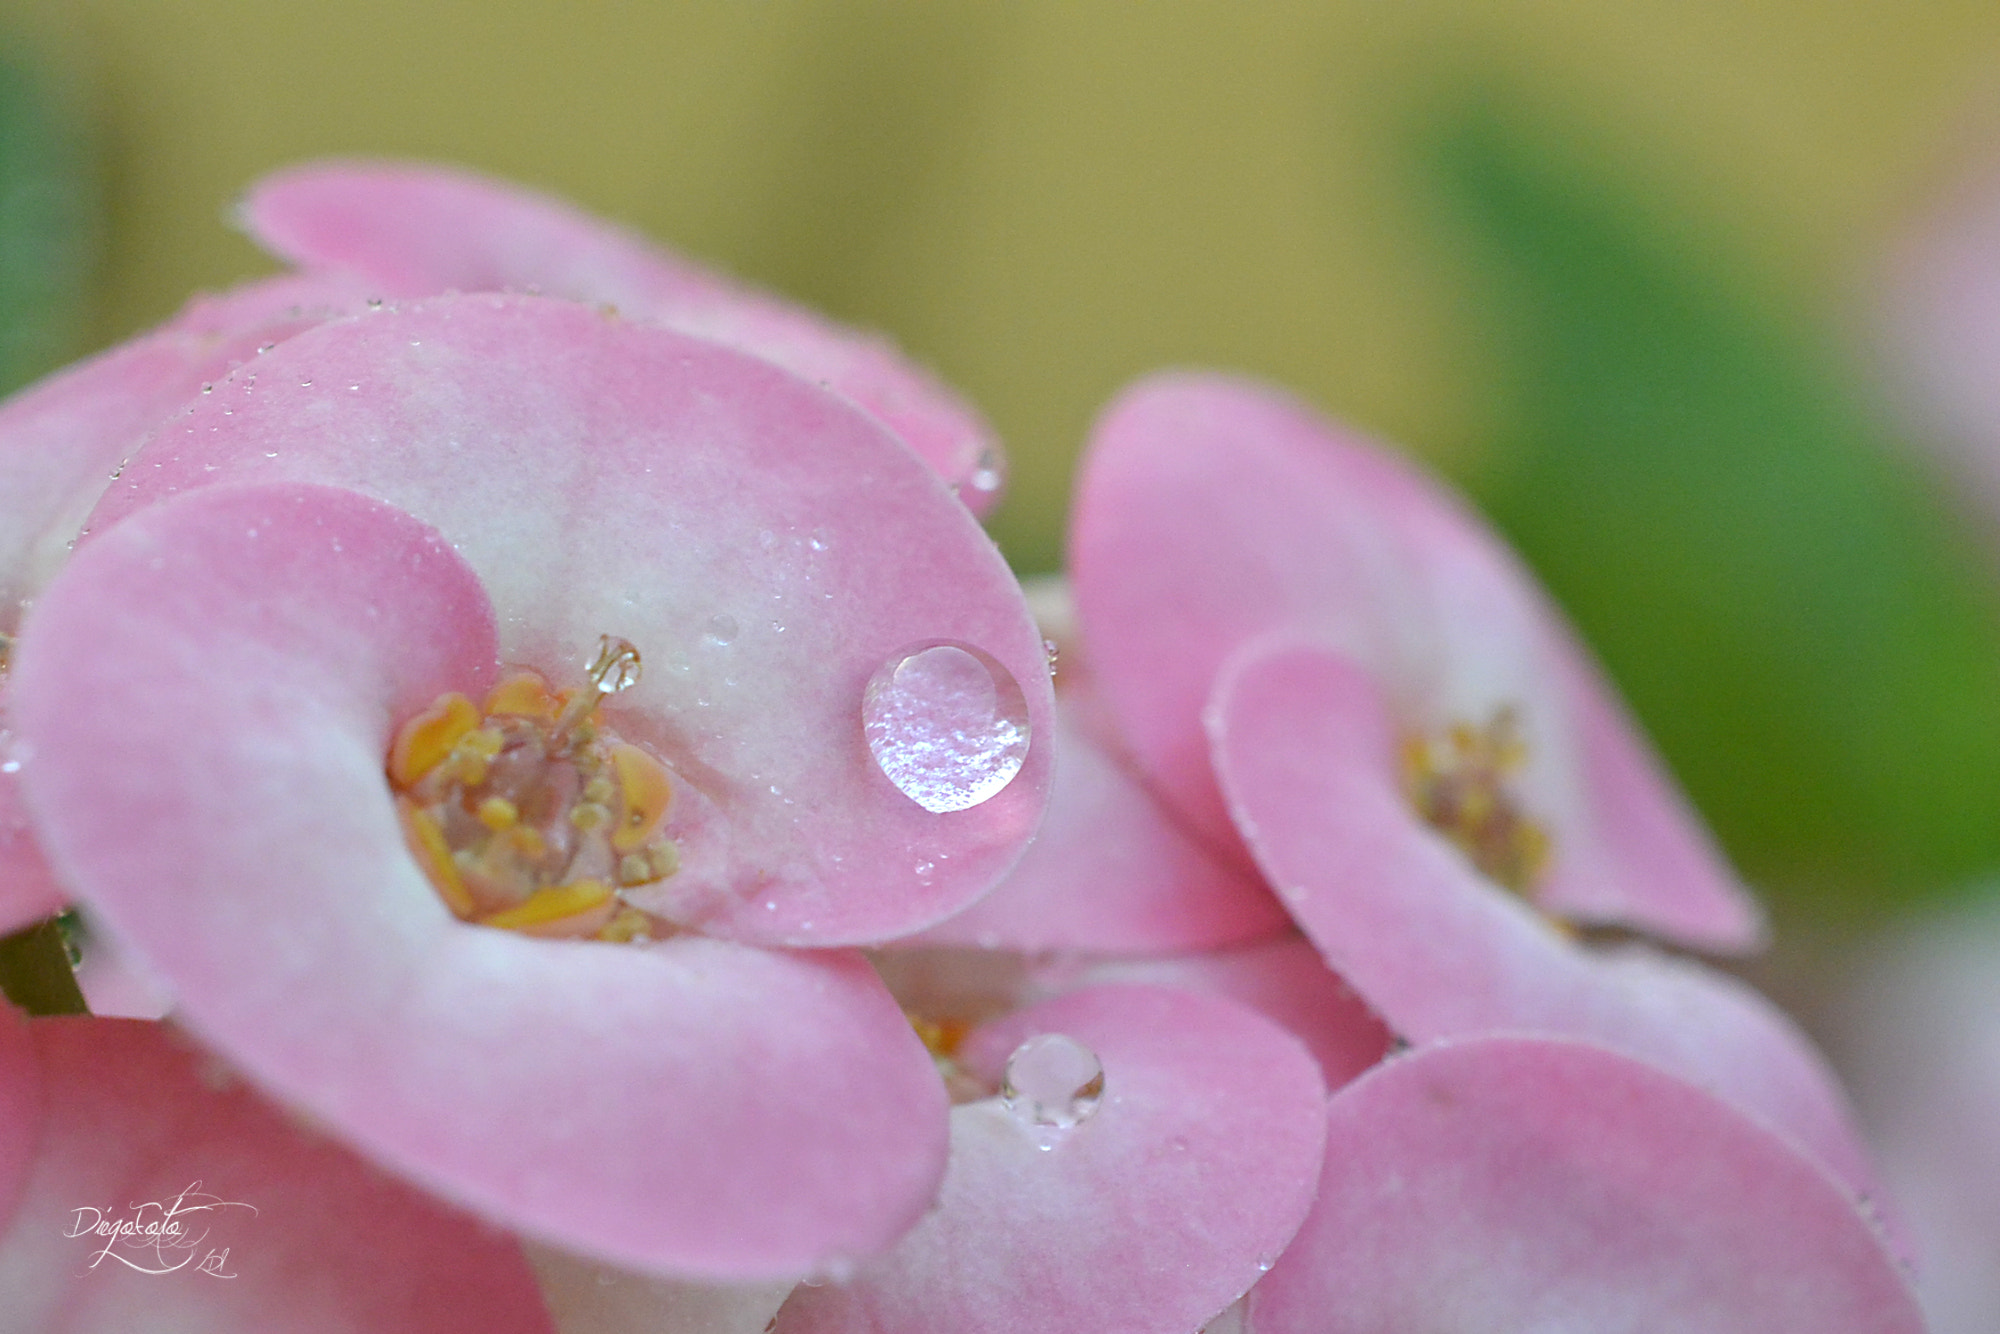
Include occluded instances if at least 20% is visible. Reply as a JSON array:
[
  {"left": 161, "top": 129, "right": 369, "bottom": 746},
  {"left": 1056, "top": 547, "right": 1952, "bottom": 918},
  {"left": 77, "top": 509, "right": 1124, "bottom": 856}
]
[{"left": 6, "top": 1, "right": 1999, "bottom": 572}]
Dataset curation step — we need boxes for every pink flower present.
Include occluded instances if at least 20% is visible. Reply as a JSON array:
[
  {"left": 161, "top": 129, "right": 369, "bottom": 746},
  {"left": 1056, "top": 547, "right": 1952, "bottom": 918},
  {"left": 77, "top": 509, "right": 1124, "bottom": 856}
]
[
  {"left": 0, "top": 160, "right": 1002, "bottom": 933},
  {"left": 0, "top": 1004, "right": 554, "bottom": 1331},
  {"left": 1246, "top": 1035, "right": 1924, "bottom": 1332},
  {"left": 7, "top": 295, "right": 1053, "bottom": 1278},
  {"left": 771, "top": 984, "right": 1330, "bottom": 1334},
  {"left": 1066, "top": 372, "right": 1893, "bottom": 1232}
]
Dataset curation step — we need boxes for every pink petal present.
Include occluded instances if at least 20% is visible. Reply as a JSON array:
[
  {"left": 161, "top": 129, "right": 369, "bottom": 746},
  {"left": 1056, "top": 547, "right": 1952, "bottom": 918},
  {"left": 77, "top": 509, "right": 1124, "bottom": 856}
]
[
  {"left": 0, "top": 696, "right": 63, "bottom": 934},
  {"left": 0, "top": 1016, "right": 554, "bottom": 1333},
  {"left": 1247, "top": 1036, "right": 1923, "bottom": 1334},
  {"left": 528, "top": 1247, "right": 794, "bottom": 1334},
  {"left": 0, "top": 271, "right": 366, "bottom": 611},
  {"left": 910, "top": 690, "right": 1288, "bottom": 954},
  {"left": 776, "top": 985, "right": 1328, "bottom": 1334},
  {"left": 85, "top": 295, "right": 1052, "bottom": 946},
  {"left": 1207, "top": 636, "right": 1894, "bottom": 1239},
  {"left": 240, "top": 161, "right": 1003, "bottom": 512},
  {"left": 13, "top": 482, "right": 951, "bottom": 1278},
  {"left": 0, "top": 271, "right": 371, "bottom": 921},
  {"left": 0, "top": 1004, "right": 38, "bottom": 1228},
  {"left": 1054, "top": 936, "right": 1392, "bottom": 1091},
  {"left": 1070, "top": 372, "right": 1760, "bottom": 950}
]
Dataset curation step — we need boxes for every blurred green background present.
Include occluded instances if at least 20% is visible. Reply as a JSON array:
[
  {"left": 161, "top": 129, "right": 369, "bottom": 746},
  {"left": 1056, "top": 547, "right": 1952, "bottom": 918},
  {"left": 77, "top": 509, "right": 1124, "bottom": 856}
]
[{"left": 7, "top": 1, "right": 2000, "bottom": 938}]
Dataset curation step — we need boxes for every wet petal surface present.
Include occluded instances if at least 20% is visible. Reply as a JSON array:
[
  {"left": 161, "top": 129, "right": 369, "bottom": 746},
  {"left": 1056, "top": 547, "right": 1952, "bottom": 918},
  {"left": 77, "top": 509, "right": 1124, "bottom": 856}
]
[
  {"left": 12, "top": 482, "right": 951, "bottom": 1278},
  {"left": 85, "top": 295, "right": 1051, "bottom": 946},
  {"left": 776, "top": 985, "right": 1327, "bottom": 1334}
]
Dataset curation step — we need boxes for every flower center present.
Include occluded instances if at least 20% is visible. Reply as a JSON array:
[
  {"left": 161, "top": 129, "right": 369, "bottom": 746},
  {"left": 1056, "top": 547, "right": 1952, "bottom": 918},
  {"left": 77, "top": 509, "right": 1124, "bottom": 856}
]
[
  {"left": 388, "top": 635, "right": 679, "bottom": 941},
  {"left": 1400, "top": 706, "right": 1551, "bottom": 894}
]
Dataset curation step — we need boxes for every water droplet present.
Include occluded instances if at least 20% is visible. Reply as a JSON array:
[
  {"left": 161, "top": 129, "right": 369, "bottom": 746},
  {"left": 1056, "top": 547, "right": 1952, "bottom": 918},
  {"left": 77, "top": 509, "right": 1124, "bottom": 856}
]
[
  {"left": 703, "top": 614, "right": 739, "bottom": 646},
  {"left": 1043, "top": 638, "right": 1060, "bottom": 671},
  {"left": 585, "top": 635, "right": 642, "bottom": 694},
  {"left": 263, "top": 451, "right": 279, "bottom": 459},
  {"left": 966, "top": 447, "right": 1003, "bottom": 495},
  {"left": 808, "top": 528, "right": 831, "bottom": 552},
  {"left": 863, "top": 642, "right": 1030, "bottom": 813},
  {"left": 200, "top": 382, "right": 213, "bottom": 394},
  {"left": 0, "top": 759, "right": 18, "bottom": 775},
  {"left": 367, "top": 297, "right": 384, "bottom": 309},
  {"left": 1001, "top": 1033, "right": 1104, "bottom": 1146},
  {"left": 299, "top": 378, "right": 314, "bottom": 388}
]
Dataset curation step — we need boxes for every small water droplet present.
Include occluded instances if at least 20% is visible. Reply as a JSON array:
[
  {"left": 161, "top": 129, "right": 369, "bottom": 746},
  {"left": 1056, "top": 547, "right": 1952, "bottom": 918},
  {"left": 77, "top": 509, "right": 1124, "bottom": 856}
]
[
  {"left": 0, "top": 759, "right": 18, "bottom": 775},
  {"left": 914, "top": 860, "right": 935, "bottom": 878},
  {"left": 1043, "top": 638, "right": 1060, "bottom": 671},
  {"left": 264, "top": 450, "right": 279, "bottom": 459},
  {"left": 966, "top": 447, "right": 1003, "bottom": 495},
  {"left": 1001, "top": 1033, "right": 1104, "bottom": 1146},
  {"left": 586, "top": 635, "right": 642, "bottom": 694},
  {"left": 200, "top": 382, "right": 213, "bottom": 394},
  {"left": 257, "top": 342, "right": 275, "bottom": 354},
  {"left": 703, "top": 614, "right": 739, "bottom": 646},
  {"left": 808, "top": 528, "right": 831, "bottom": 552},
  {"left": 348, "top": 383, "right": 361, "bottom": 392},
  {"left": 299, "top": 378, "right": 314, "bottom": 388},
  {"left": 367, "top": 297, "right": 384, "bottom": 309},
  {"left": 863, "top": 642, "right": 1030, "bottom": 813}
]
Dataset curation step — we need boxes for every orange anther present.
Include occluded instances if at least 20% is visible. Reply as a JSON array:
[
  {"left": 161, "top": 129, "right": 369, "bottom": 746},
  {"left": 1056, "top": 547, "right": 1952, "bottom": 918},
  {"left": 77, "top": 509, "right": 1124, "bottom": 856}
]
[
  {"left": 388, "top": 693, "right": 479, "bottom": 788},
  {"left": 484, "top": 672, "right": 561, "bottom": 722},
  {"left": 479, "top": 879, "right": 617, "bottom": 937},
  {"left": 609, "top": 743, "right": 674, "bottom": 854}
]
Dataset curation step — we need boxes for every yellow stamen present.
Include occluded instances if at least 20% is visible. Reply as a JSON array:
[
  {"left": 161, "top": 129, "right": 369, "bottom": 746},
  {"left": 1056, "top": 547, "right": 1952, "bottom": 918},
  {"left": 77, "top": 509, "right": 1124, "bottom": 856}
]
[
  {"left": 476, "top": 796, "right": 519, "bottom": 831},
  {"left": 388, "top": 693, "right": 478, "bottom": 787},
  {"left": 610, "top": 742, "right": 674, "bottom": 854},
  {"left": 596, "top": 906, "right": 655, "bottom": 943},
  {"left": 479, "top": 879, "right": 616, "bottom": 934},
  {"left": 398, "top": 800, "right": 477, "bottom": 918}
]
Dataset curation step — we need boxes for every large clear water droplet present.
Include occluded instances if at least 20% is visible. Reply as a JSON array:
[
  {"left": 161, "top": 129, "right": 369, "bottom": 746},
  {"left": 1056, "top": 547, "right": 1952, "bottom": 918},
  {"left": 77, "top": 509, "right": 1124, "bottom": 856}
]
[
  {"left": 863, "top": 642, "right": 1030, "bottom": 813},
  {"left": 1001, "top": 1032, "right": 1104, "bottom": 1147}
]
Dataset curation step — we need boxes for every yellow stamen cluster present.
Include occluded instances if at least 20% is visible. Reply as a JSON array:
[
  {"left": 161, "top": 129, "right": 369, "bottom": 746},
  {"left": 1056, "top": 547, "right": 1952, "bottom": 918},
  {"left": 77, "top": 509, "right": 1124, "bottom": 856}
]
[
  {"left": 1400, "top": 706, "right": 1552, "bottom": 894},
  {"left": 387, "top": 637, "right": 680, "bottom": 941}
]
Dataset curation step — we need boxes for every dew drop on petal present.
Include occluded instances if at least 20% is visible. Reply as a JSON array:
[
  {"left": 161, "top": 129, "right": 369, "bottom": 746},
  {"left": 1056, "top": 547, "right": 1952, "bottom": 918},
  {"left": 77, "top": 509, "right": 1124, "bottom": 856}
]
[
  {"left": 703, "top": 614, "right": 738, "bottom": 646},
  {"left": 863, "top": 642, "right": 1030, "bottom": 813},
  {"left": 1001, "top": 1033, "right": 1104, "bottom": 1146},
  {"left": 965, "top": 446, "right": 1003, "bottom": 495},
  {"left": 586, "top": 635, "right": 642, "bottom": 694}
]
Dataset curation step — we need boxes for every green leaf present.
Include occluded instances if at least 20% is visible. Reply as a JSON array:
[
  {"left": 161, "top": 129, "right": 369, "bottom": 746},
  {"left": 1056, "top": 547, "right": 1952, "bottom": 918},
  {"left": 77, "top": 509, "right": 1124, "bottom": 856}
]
[
  {"left": 0, "top": 45, "right": 95, "bottom": 394},
  {"left": 1419, "top": 101, "right": 2000, "bottom": 927}
]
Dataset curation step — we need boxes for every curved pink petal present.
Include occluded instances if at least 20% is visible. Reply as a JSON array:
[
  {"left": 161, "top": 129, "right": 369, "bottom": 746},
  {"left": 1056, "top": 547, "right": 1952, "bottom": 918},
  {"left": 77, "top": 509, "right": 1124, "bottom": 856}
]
[
  {"left": 776, "top": 985, "right": 1327, "bottom": 1334},
  {"left": 910, "top": 690, "right": 1288, "bottom": 954},
  {"left": 0, "top": 271, "right": 368, "bottom": 613},
  {"left": 0, "top": 271, "right": 371, "bottom": 926},
  {"left": 1248, "top": 1037, "right": 1923, "bottom": 1334},
  {"left": 13, "top": 482, "right": 951, "bottom": 1278},
  {"left": 1070, "top": 372, "right": 1760, "bottom": 950},
  {"left": 1054, "top": 936, "right": 1392, "bottom": 1090},
  {"left": 1207, "top": 636, "right": 1894, "bottom": 1242},
  {"left": 240, "top": 161, "right": 1003, "bottom": 512},
  {"left": 0, "top": 1016, "right": 554, "bottom": 1333},
  {"left": 86, "top": 295, "right": 1052, "bottom": 946}
]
